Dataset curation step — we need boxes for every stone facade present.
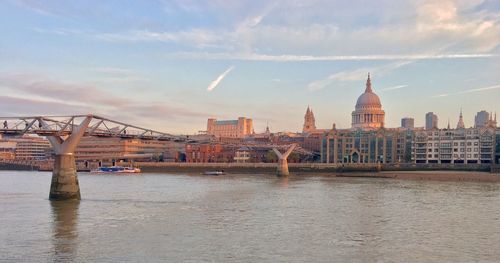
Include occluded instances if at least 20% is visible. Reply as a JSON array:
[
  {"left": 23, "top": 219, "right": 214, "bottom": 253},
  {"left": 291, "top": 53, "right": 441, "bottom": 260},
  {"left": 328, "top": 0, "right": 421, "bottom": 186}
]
[
  {"left": 207, "top": 117, "right": 253, "bottom": 138},
  {"left": 321, "top": 128, "right": 413, "bottom": 164}
]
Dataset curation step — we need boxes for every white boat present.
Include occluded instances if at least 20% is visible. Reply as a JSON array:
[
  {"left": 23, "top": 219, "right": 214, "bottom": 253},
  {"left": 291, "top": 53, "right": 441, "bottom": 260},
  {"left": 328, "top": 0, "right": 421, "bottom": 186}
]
[
  {"left": 91, "top": 166, "right": 141, "bottom": 174},
  {"left": 203, "top": 171, "right": 225, "bottom": 176}
]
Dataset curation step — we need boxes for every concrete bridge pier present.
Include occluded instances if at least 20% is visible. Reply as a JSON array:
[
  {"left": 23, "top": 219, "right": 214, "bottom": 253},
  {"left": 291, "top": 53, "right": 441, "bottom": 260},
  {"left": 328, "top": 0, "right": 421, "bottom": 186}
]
[
  {"left": 273, "top": 144, "right": 296, "bottom": 177},
  {"left": 44, "top": 116, "right": 92, "bottom": 201}
]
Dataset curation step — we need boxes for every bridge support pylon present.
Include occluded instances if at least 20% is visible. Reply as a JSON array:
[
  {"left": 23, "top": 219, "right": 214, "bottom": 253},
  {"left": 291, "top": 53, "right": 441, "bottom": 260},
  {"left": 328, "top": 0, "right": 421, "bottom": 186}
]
[
  {"left": 44, "top": 116, "right": 92, "bottom": 201},
  {"left": 273, "top": 144, "right": 296, "bottom": 177}
]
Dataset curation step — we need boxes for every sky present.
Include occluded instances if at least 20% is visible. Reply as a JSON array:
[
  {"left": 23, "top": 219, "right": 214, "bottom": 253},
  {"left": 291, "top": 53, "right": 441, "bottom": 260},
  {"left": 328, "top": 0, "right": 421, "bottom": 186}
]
[{"left": 0, "top": 0, "right": 499, "bottom": 134}]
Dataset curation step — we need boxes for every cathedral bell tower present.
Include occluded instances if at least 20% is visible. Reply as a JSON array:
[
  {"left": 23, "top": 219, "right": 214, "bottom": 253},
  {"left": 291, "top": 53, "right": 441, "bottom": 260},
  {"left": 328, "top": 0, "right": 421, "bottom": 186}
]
[{"left": 303, "top": 106, "right": 317, "bottom": 133}]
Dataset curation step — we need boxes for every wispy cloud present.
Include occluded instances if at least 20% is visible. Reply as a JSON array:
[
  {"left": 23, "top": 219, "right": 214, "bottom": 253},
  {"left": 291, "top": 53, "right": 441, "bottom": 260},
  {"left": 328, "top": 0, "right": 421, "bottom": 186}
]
[
  {"left": 432, "top": 84, "right": 500, "bottom": 98},
  {"left": 457, "top": 84, "right": 500, "bottom": 94},
  {"left": 167, "top": 52, "right": 498, "bottom": 62},
  {"left": 431, "top": 93, "right": 452, "bottom": 98},
  {"left": 88, "top": 67, "right": 134, "bottom": 75},
  {"left": 95, "top": 29, "right": 222, "bottom": 48},
  {"left": 0, "top": 73, "right": 206, "bottom": 125},
  {"left": 381, "top": 84, "right": 408, "bottom": 91},
  {"left": 207, "top": 66, "right": 234, "bottom": 92},
  {"left": 307, "top": 61, "right": 412, "bottom": 91}
]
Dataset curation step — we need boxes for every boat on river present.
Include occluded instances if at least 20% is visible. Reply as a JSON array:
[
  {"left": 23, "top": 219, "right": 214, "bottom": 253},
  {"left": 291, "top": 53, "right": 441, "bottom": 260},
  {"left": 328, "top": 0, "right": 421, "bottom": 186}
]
[
  {"left": 91, "top": 166, "right": 141, "bottom": 174},
  {"left": 203, "top": 171, "right": 225, "bottom": 176}
]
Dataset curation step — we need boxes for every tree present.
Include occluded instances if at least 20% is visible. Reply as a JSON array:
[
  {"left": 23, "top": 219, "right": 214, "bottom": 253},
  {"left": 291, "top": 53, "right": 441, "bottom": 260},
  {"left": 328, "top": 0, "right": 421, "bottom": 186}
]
[{"left": 264, "top": 150, "right": 278, "bottom": 163}]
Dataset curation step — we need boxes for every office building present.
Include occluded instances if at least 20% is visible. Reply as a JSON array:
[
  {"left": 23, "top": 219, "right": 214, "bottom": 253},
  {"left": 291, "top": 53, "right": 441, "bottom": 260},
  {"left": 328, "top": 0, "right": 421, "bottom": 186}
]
[
  {"left": 401, "top": 117, "right": 415, "bottom": 129},
  {"left": 425, "top": 112, "right": 438, "bottom": 130}
]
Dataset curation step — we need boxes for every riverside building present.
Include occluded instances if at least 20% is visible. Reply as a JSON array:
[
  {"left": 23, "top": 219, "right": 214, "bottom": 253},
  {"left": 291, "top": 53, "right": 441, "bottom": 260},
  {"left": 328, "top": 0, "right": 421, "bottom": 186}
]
[
  {"left": 319, "top": 74, "right": 498, "bottom": 165},
  {"left": 321, "top": 128, "right": 413, "bottom": 163},
  {"left": 74, "top": 137, "right": 174, "bottom": 168},
  {"left": 0, "top": 135, "right": 51, "bottom": 160},
  {"left": 206, "top": 117, "right": 253, "bottom": 138},
  {"left": 414, "top": 110, "right": 497, "bottom": 164},
  {"left": 413, "top": 127, "right": 496, "bottom": 164},
  {"left": 321, "top": 74, "right": 412, "bottom": 164}
]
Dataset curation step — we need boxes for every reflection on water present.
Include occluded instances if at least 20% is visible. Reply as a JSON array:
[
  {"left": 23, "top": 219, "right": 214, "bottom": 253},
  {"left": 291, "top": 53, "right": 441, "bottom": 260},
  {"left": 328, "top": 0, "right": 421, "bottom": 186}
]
[
  {"left": 275, "top": 176, "right": 289, "bottom": 188},
  {"left": 51, "top": 200, "right": 79, "bottom": 261},
  {"left": 2, "top": 171, "right": 500, "bottom": 262}
]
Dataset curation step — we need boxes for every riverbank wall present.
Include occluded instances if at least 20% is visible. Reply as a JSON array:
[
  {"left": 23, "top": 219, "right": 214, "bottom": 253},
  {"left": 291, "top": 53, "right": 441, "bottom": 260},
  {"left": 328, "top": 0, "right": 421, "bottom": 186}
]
[
  {"left": 136, "top": 162, "right": 493, "bottom": 174},
  {"left": 0, "top": 162, "right": 38, "bottom": 171}
]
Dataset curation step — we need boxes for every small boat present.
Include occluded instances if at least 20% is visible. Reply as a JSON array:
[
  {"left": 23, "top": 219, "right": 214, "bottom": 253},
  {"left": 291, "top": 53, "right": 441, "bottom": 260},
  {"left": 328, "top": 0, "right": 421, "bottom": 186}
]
[
  {"left": 203, "top": 171, "right": 225, "bottom": 176},
  {"left": 91, "top": 166, "right": 141, "bottom": 174}
]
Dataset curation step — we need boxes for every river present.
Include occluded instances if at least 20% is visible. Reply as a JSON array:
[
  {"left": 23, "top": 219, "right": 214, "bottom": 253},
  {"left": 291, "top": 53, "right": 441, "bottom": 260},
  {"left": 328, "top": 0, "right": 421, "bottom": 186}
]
[{"left": 1, "top": 171, "right": 500, "bottom": 262}]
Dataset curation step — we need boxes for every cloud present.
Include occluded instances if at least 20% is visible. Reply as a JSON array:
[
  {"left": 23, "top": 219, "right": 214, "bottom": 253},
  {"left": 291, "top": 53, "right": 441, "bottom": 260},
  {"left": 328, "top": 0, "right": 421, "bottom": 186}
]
[
  {"left": 431, "top": 84, "right": 500, "bottom": 98},
  {"left": 95, "top": 29, "right": 222, "bottom": 49},
  {"left": 381, "top": 85, "right": 408, "bottom": 91},
  {"left": 0, "top": 73, "right": 207, "bottom": 131},
  {"left": 431, "top": 93, "right": 452, "bottom": 98},
  {"left": 88, "top": 67, "right": 134, "bottom": 75},
  {"left": 85, "top": 67, "right": 150, "bottom": 83},
  {"left": 458, "top": 84, "right": 500, "bottom": 94},
  {"left": 307, "top": 61, "right": 412, "bottom": 91},
  {"left": 0, "top": 73, "right": 125, "bottom": 107},
  {"left": 207, "top": 66, "right": 235, "bottom": 91},
  {"left": 31, "top": 0, "right": 500, "bottom": 60},
  {"left": 0, "top": 95, "right": 92, "bottom": 116},
  {"left": 166, "top": 52, "right": 497, "bottom": 62}
]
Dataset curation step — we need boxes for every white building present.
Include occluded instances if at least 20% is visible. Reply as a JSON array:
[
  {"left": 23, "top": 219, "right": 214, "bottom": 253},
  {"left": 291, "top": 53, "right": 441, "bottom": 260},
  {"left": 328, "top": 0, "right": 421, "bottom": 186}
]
[{"left": 413, "top": 127, "right": 495, "bottom": 164}]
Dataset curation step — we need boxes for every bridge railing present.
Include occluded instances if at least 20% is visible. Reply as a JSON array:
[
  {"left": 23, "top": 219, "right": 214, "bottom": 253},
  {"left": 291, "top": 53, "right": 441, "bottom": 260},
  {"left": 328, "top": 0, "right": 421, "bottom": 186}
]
[{"left": 0, "top": 115, "right": 188, "bottom": 141}]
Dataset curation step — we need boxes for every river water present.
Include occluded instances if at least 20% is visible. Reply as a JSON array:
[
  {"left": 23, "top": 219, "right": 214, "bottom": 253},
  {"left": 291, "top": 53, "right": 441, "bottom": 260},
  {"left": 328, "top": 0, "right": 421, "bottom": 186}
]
[{"left": 1, "top": 171, "right": 500, "bottom": 262}]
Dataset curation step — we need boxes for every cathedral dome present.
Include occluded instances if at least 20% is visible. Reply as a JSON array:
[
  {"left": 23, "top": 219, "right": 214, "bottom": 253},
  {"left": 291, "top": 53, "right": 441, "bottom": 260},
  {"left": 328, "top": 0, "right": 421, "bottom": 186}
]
[
  {"left": 355, "top": 73, "right": 381, "bottom": 109},
  {"left": 356, "top": 92, "right": 381, "bottom": 108},
  {"left": 351, "top": 73, "right": 385, "bottom": 130}
]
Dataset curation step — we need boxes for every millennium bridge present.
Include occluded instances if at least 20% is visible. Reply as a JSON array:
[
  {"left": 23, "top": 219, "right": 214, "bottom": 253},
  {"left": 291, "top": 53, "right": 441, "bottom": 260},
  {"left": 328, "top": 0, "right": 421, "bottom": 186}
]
[{"left": 0, "top": 114, "right": 298, "bottom": 200}]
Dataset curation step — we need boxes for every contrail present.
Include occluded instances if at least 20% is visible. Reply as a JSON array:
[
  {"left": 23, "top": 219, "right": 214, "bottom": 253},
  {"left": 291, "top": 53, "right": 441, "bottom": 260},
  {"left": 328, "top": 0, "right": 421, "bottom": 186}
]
[{"left": 207, "top": 66, "right": 234, "bottom": 91}]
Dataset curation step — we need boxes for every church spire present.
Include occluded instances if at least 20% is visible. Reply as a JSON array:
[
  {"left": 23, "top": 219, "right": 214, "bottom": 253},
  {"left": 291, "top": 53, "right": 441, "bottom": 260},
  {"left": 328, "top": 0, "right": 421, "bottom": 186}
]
[
  {"left": 365, "top": 73, "right": 373, "bottom": 93},
  {"left": 303, "top": 105, "right": 316, "bottom": 133},
  {"left": 457, "top": 108, "right": 465, "bottom": 129}
]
